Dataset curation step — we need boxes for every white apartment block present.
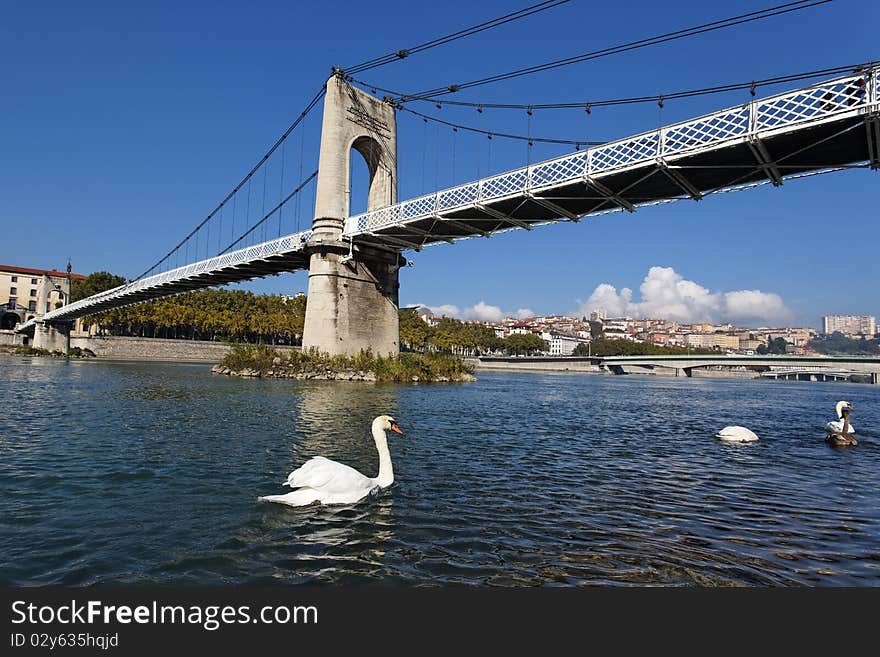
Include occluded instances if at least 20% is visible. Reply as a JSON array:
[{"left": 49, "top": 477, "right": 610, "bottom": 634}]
[
  {"left": 543, "top": 332, "right": 584, "bottom": 356},
  {"left": 822, "top": 314, "right": 876, "bottom": 336}
]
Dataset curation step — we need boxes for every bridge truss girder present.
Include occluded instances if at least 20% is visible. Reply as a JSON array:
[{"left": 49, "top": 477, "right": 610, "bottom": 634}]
[{"left": 346, "top": 67, "right": 879, "bottom": 250}]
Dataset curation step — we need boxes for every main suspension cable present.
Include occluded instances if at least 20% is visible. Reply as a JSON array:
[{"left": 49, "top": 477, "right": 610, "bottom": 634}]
[
  {"left": 342, "top": 0, "right": 571, "bottom": 76},
  {"left": 355, "top": 61, "right": 869, "bottom": 112},
  {"left": 384, "top": 1, "right": 834, "bottom": 100},
  {"left": 219, "top": 170, "right": 318, "bottom": 255},
  {"left": 133, "top": 85, "right": 326, "bottom": 281},
  {"left": 399, "top": 104, "right": 604, "bottom": 146}
]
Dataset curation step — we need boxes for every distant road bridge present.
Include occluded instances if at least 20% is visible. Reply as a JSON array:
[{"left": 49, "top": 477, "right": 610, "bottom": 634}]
[
  {"left": 600, "top": 354, "right": 880, "bottom": 383},
  {"left": 475, "top": 354, "right": 880, "bottom": 383},
  {"left": 759, "top": 368, "right": 873, "bottom": 383},
  {"left": 17, "top": 66, "right": 880, "bottom": 354}
]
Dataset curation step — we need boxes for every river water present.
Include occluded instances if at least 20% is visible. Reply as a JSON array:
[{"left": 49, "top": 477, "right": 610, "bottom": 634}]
[{"left": 1, "top": 356, "right": 878, "bottom": 586}]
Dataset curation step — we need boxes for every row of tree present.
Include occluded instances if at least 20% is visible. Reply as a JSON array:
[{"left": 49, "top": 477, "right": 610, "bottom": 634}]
[
  {"left": 77, "top": 271, "right": 307, "bottom": 344},
  {"left": 808, "top": 331, "right": 880, "bottom": 355},
  {"left": 756, "top": 337, "right": 789, "bottom": 355},
  {"left": 399, "top": 309, "right": 548, "bottom": 356},
  {"left": 77, "top": 274, "right": 548, "bottom": 353}
]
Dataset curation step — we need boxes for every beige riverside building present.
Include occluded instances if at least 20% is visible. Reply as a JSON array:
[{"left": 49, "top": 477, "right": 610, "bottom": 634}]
[
  {"left": 0, "top": 264, "right": 86, "bottom": 330},
  {"left": 822, "top": 314, "right": 876, "bottom": 337},
  {"left": 685, "top": 333, "right": 740, "bottom": 350}
]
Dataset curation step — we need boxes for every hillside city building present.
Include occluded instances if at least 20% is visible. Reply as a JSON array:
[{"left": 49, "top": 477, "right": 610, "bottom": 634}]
[
  {"left": 822, "top": 314, "right": 876, "bottom": 337},
  {"left": 414, "top": 304, "right": 877, "bottom": 357}
]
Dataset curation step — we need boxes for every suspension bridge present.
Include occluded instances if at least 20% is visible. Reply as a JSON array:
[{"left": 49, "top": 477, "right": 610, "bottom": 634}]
[
  {"left": 12, "top": 1, "right": 878, "bottom": 356},
  {"left": 17, "top": 65, "right": 880, "bottom": 353}
]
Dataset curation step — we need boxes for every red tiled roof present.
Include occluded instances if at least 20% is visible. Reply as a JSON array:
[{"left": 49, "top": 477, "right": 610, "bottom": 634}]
[{"left": 0, "top": 265, "right": 87, "bottom": 280}]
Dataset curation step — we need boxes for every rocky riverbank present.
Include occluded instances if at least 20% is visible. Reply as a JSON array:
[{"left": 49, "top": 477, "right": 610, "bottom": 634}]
[
  {"left": 212, "top": 360, "right": 379, "bottom": 381},
  {"left": 211, "top": 344, "right": 476, "bottom": 383},
  {"left": 0, "top": 345, "right": 96, "bottom": 358}
]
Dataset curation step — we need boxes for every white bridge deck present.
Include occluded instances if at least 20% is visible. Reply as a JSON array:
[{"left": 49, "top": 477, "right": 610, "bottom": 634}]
[
  {"left": 345, "top": 67, "right": 878, "bottom": 250},
  {"left": 20, "top": 67, "right": 879, "bottom": 329},
  {"left": 19, "top": 231, "right": 312, "bottom": 328}
]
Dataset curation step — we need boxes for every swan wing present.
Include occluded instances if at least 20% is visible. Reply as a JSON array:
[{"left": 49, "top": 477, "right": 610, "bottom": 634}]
[
  {"left": 716, "top": 426, "right": 758, "bottom": 442},
  {"left": 826, "top": 420, "right": 855, "bottom": 433},
  {"left": 285, "top": 456, "right": 374, "bottom": 494}
]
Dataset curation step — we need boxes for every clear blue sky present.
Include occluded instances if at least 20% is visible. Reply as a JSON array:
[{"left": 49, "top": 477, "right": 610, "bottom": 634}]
[{"left": 1, "top": 0, "right": 877, "bottom": 327}]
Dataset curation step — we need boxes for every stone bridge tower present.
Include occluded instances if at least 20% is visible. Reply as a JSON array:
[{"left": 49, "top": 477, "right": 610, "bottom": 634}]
[{"left": 301, "top": 73, "right": 404, "bottom": 356}]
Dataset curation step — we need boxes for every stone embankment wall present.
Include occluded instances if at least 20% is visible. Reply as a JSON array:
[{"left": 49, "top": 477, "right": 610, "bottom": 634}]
[
  {"left": 70, "top": 335, "right": 297, "bottom": 362},
  {"left": 690, "top": 368, "right": 759, "bottom": 379},
  {"left": 472, "top": 357, "right": 602, "bottom": 373},
  {"left": 0, "top": 330, "right": 25, "bottom": 346}
]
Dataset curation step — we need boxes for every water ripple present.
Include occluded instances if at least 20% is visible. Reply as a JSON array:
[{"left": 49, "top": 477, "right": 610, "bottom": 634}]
[{"left": 1, "top": 357, "right": 878, "bottom": 586}]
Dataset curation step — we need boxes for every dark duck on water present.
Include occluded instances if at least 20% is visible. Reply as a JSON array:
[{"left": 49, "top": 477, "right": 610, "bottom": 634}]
[{"left": 825, "top": 401, "right": 857, "bottom": 447}]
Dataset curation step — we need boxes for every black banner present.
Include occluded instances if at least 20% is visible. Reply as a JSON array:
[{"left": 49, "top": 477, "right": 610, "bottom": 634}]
[{"left": 2, "top": 587, "right": 878, "bottom": 653}]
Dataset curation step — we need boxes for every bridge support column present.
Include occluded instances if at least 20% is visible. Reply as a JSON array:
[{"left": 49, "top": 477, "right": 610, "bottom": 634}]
[
  {"left": 872, "top": 372, "right": 879, "bottom": 385},
  {"left": 32, "top": 319, "right": 72, "bottom": 354},
  {"left": 303, "top": 241, "right": 403, "bottom": 357},
  {"left": 301, "top": 73, "right": 401, "bottom": 357}
]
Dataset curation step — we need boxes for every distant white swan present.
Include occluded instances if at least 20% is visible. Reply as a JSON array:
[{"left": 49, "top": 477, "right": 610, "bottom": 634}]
[
  {"left": 258, "top": 415, "right": 404, "bottom": 507},
  {"left": 716, "top": 426, "right": 759, "bottom": 443},
  {"left": 825, "top": 401, "right": 856, "bottom": 434}
]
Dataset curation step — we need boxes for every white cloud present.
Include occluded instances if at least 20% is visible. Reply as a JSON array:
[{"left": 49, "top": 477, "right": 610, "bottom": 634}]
[
  {"left": 420, "top": 303, "right": 461, "bottom": 317},
  {"left": 413, "top": 301, "right": 534, "bottom": 322},
  {"left": 463, "top": 301, "right": 504, "bottom": 322},
  {"left": 722, "top": 289, "right": 792, "bottom": 325},
  {"left": 576, "top": 266, "right": 792, "bottom": 325}
]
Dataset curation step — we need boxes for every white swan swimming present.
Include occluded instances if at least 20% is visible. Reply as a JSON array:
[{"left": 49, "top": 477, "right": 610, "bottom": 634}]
[
  {"left": 826, "top": 401, "right": 856, "bottom": 434},
  {"left": 258, "top": 415, "right": 404, "bottom": 507},
  {"left": 716, "top": 426, "right": 759, "bottom": 443}
]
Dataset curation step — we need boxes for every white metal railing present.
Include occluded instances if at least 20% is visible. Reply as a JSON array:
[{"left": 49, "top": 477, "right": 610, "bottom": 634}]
[
  {"left": 20, "top": 229, "right": 312, "bottom": 328},
  {"left": 344, "top": 67, "right": 878, "bottom": 237}
]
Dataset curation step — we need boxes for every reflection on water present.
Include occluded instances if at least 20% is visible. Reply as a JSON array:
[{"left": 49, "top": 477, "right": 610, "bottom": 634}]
[{"left": 0, "top": 355, "right": 878, "bottom": 586}]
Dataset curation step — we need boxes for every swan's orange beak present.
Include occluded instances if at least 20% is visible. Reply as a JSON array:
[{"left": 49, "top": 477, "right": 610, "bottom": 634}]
[{"left": 390, "top": 422, "right": 404, "bottom": 434}]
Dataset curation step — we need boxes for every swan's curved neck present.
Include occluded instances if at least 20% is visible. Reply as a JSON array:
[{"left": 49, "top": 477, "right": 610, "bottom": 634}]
[{"left": 372, "top": 425, "right": 394, "bottom": 488}]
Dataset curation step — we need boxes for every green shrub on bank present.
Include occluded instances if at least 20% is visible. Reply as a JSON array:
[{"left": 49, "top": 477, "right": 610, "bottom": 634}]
[
  {"left": 11, "top": 346, "right": 53, "bottom": 356},
  {"left": 219, "top": 345, "right": 474, "bottom": 382},
  {"left": 2, "top": 345, "right": 95, "bottom": 358},
  {"left": 221, "top": 343, "right": 279, "bottom": 372},
  {"left": 372, "top": 351, "right": 473, "bottom": 382}
]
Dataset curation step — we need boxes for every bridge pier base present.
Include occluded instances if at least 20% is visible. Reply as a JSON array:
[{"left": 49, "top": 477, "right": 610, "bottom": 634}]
[
  {"left": 302, "top": 240, "right": 403, "bottom": 357},
  {"left": 32, "top": 319, "right": 72, "bottom": 354},
  {"left": 872, "top": 373, "right": 879, "bottom": 385}
]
